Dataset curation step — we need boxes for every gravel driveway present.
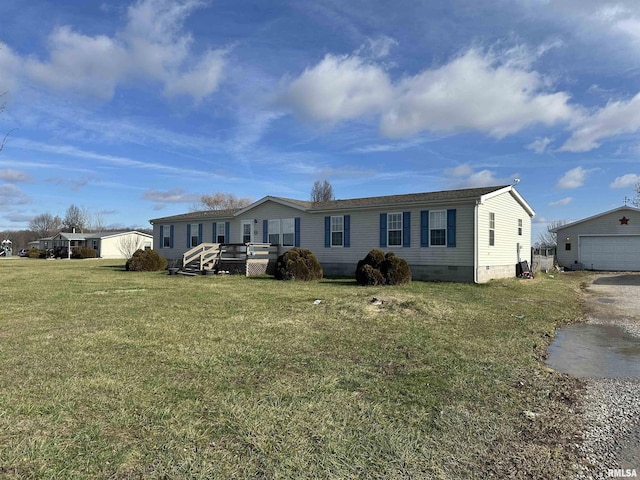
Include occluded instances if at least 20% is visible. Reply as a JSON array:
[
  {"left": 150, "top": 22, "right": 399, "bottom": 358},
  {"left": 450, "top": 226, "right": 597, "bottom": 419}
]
[{"left": 575, "top": 273, "right": 640, "bottom": 479}]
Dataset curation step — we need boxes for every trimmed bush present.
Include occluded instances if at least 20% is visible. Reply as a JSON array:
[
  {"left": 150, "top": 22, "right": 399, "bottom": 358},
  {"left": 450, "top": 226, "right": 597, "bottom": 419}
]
[
  {"left": 28, "top": 248, "right": 41, "bottom": 259},
  {"left": 275, "top": 248, "right": 323, "bottom": 281},
  {"left": 381, "top": 252, "right": 412, "bottom": 285},
  {"left": 126, "top": 249, "right": 168, "bottom": 272},
  {"left": 355, "top": 249, "right": 412, "bottom": 286},
  {"left": 72, "top": 246, "right": 97, "bottom": 259}
]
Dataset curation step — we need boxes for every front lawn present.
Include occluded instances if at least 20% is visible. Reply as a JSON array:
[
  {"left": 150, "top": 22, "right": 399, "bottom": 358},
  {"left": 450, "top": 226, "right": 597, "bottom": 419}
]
[{"left": 0, "top": 259, "right": 585, "bottom": 479}]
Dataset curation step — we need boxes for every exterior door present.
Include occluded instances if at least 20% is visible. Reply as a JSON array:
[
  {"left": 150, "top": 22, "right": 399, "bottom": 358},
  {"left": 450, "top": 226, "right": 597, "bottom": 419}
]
[{"left": 241, "top": 220, "right": 254, "bottom": 244}]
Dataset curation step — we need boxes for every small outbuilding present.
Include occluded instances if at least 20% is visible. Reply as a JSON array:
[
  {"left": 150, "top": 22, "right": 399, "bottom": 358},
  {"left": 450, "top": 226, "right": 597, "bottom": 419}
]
[{"left": 552, "top": 206, "right": 640, "bottom": 271}]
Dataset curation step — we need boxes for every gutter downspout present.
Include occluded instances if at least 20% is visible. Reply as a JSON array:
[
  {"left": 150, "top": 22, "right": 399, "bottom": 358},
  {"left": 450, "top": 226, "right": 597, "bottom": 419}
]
[{"left": 474, "top": 199, "right": 480, "bottom": 284}]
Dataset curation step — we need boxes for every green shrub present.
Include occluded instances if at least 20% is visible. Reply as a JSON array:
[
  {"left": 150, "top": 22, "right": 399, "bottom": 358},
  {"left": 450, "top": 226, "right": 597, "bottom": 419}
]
[
  {"left": 126, "top": 249, "right": 168, "bottom": 272},
  {"left": 72, "top": 246, "right": 97, "bottom": 259},
  {"left": 275, "top": 248, "right": 323, "bottom": 281},
  {"left": 355, "top": 249, "right": 412, "bottom": 286},
  {"left": 28, "top": 248, "right": 41, "bottom": 259},
  {"left": 381, "top": 252, "right": 412, "bottom": 285}
]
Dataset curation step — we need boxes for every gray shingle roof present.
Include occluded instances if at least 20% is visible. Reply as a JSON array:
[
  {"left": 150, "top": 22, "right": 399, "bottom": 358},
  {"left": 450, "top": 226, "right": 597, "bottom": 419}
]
[{"left": 149, "top": 185, "right": 513, "bottom": 223}]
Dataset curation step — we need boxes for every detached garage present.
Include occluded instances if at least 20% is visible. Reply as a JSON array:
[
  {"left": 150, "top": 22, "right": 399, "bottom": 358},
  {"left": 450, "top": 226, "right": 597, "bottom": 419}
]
[{"left": 553, "top": 206, "right": 640, "bottom": 271}]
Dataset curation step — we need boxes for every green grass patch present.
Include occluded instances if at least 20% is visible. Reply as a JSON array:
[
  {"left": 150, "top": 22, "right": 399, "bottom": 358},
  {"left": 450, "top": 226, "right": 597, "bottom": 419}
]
[{"left": 0, "top": 259, "right": 586, "bottom": 478}]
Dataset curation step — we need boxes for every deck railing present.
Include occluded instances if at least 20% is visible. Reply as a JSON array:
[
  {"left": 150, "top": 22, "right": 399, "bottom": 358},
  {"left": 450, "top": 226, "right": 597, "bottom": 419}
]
[
  {"left": 182, "top": 243, "right": 221, "bottom": 270},
  {"left": 182, "top": 242, "right": 279, "bottom": 275}
]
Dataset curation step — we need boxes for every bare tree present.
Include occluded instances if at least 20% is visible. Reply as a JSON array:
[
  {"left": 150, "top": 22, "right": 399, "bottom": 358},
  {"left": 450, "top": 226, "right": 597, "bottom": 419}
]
[
  {"left": 91, "top": 212, "right": 106, "bottom": 232},
  {"left": 311, "top": 180, "right": 334, "bottom": 203},
  {"left": 633, "top": 180, "right": 640, "bottom": 208},
  {"left": 63, "top": 204, "right": 89, "bottom": 232},
  {"left": 117, "top": 235, "right": 145, "bottom": 259},
  {"left": 192, "top": 192, "right": 252, "bottom": 211},
  {"left": 29, "top": 213, "right": 63, "bottom": 238},
  {"left": 0, "top": 92, "right": 13, "bottom": 153},
  {"left": 536, "top": 219, "right": 566, "bottom": 248}
]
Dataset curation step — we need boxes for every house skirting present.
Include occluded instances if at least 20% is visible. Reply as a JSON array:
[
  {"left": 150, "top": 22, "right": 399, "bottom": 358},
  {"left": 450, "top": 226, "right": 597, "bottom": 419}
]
[
  {"left": 321, "top": 262, "right": 475, "bottom": 282},
  {"left": 476, "top": 264, "right": 518, "bottom": 283}
]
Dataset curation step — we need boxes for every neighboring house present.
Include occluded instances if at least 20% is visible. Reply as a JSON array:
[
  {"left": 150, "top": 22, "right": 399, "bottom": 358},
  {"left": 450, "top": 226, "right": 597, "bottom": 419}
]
[
  {"left": 150, "top": 185, "right": 534, "bottom": 283},
  {"left": 47, "top": 231, "right": 152, "bottom": 259},
  {"left": 552, "top": 206, "right": 640, "bottom": 271}
]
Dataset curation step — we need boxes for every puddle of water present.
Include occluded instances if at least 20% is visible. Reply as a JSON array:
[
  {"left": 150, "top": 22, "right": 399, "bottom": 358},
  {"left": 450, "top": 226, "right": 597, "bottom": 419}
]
[{"left": 546, "top": 324, "right": 640, "bottom": 378}]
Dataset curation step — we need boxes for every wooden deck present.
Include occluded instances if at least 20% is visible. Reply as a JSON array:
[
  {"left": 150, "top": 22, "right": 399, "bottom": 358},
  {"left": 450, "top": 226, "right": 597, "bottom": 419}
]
[{"left": 181, "top": 243, "right": 278, "bottom": 276}]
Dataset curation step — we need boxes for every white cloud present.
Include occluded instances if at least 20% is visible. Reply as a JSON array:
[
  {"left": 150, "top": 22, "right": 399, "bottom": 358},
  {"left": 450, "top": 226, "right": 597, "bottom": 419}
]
[
  {"left": 20, "top": 0, "right": 225, "bottom": 102},
  {"left": 381, "top": 49, "right": 574, "bottom": 138},
  {"left": 282, "top": 54, "right": 393, "bottom": 123},
  {"left": 0, "top": 45, "right": 22, "bottom": 93},
  {"left": 526, "top": 136, "right": 553, "bottom": 153},
  {"left": 0, "top": 184, "right": 30, "bottom": 206},
  {"left": 164, "top": 49, "right": 227, "bottom": 102},
  {"left": 282, "top": 47, "right": 575, "bottom": 139},
  {"left": 561, "top": 92, "right": 640, "bottom": 152},
  {"left": 143, "top": 188, "right": 200, "bottom": 203},
  {"left": 443, "top": 163, "right": 515, "bottom": 188},
  {"left": 548, "top": 197, "right": 573, "bottom": 206},
  {"left": 610, "top": 173, "right": 640, "bottom": 188},
  {"left": 555, "top": 166, "right": 591, "bottom": 189},
  {"left": 0, "top": 169, "right": 31, "bottom": 182}
]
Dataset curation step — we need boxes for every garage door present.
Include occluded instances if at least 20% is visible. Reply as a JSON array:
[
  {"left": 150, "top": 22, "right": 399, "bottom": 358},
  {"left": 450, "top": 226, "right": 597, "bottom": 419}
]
[{"left": 580, "top": 236, "right": 640, "bottom": 271}]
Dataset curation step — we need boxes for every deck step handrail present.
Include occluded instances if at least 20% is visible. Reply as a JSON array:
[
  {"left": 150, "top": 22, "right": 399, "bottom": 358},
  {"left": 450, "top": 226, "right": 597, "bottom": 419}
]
[{"left": 182, "top": 243, "right": 221, "bottom": 270}]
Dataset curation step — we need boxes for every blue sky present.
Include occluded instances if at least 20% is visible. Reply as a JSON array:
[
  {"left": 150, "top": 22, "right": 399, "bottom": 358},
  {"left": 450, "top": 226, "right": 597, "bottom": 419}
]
[{"left": 1, "top": 0, "right": 640, "bottom": 240}]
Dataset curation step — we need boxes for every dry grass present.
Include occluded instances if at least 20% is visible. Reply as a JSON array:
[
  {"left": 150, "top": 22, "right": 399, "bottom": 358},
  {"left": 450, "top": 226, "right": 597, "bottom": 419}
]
[{"left": 0, "top": 258, "right": 587, "bottom": 479}]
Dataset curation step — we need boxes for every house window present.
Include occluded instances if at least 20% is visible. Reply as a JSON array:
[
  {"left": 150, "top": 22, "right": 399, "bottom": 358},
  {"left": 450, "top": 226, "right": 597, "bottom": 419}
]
[
  {"left": 387, "top": 212, "right": 402, "bottom": 246},
  {"left": 429, "top": 210, "right": 446, "bottom": 246},
  {"left": 282, "top": 218, "right": 295, "bottom": 246},
  {"left": 92, "top": 240, "right": 98, "bottom": 250},
  {"left": 267, "top": 218, "right": 295, "bottom": 246},
  {"left": 331, "top": 216, "right": 344, "bottom": 247},
  {"left": 189, "top": 223, "right": 199, "bottom": 247},
  {"left": 489, "top": 213, "right": 495, "bottom": 246},
  {"left": 216, "top": 222, "right": 226, "bottom": 243},
  {"left": 518, "top": 219, "right": 522, "bottom": 236},
  {"left": 162, "top": 225, "right": 171, "bottom": 248},
  {"left": 268, "top": 219, "right": 280, "bottom": 245},
  {"left": 242, "top": 222, "right": 252, "bottom": 243},
  {"left": 565, "top": 243, "right": 571, "bottom": 251}
]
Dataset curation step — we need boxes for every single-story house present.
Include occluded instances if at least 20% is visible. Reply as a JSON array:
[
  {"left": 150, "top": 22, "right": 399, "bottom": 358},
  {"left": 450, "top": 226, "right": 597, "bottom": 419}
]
[
  {"left": 552, "top": 206, "right": 640, "bottom": 271},
  {"left": 43, "top": 231, "right": 152, "bottom": 259},
  {"left": 149, "top": 185, "right": 534, "bottom": 283}
]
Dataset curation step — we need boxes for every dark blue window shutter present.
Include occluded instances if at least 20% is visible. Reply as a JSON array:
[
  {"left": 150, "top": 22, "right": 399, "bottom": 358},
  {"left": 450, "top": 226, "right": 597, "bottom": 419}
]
[
  {"left": 447, "top": 209, "right": 456, "bottom": 247},
  {"left": 186, "top": 224, "right": 191, "bottom": 247},
  {"left": 225, "top": 222, "right": 230, "bottom": 243},
  {"left": 324, "top": 216, "right": 331, "bottom": 248},
  {"left": 263, "top": 220, "right": 268, "bottom": 243},
  {"left": 380, "top": 213, "right": 387, "bottom": 248},
  {"left": 421, "top": 211, "right": 429, "bottom": 247},
  {"left": 403, "top": 211, "right": 411, "bottom": 247},
  {"left": 294, "top": 217, "right": 301, "bottom": 247},
  {"left": 169, "top": 225, "right": 174, "bottom": 248},
  {"left": 344, "top": 215, "right": 350, "bottom": 248},
  {"left": 198, "top": 223, "right": 203, "bottom": 245},
  {"left": 159, "top": 226, "right": 164, "bottom": 248},
  {"left": 212, "top": 223, "right": 217, "bottom": 242}
]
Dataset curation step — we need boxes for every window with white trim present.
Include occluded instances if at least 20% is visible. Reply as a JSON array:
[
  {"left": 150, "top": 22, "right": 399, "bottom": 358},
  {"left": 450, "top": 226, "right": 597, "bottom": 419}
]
[
  {"left": 268, "top": 218, "right": 295, "bottom": 246},
  {"left": 518, "top": 219, "right": 522, "bottom": 236},
  {"left": 268, "top": 219, "right": 280, "bottom": 245},
  {"left": 189, "top": 223, "right": 199, "bottom": 247},
  {"left": 489, "top": 213, "right": 495, "bottom": 246},
  {"left": 331, "top": 216, "right": 344, "bottom": 247},
  {"left": 282, "top": 218, "right": 295, "bottom": 246},
  {"left": 387, "top": 212, "right": 402, "bottom": 246},
  {"left": 216, "top": 222, "right": 226, "bottom": 243},
  {"left": 429, "top": 210, "right": 446, "bottom": 246},
  {"left": 162, "top": 225, "right": 171, "bottom": 248}
]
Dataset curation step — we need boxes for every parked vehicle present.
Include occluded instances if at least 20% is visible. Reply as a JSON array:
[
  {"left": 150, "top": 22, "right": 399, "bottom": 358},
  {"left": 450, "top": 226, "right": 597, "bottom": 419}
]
[{"left": 18, "top": 249, "right": 28, "bottom": 257}]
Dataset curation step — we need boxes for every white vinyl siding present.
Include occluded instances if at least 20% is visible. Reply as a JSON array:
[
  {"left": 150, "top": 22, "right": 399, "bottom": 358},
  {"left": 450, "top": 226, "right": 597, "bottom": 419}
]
[
  {"left": 430, "top": 210, "right": 446, "bottom": 246},
  {"left": 388, "top": 212, "right": 402, "bottom": 246}
]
